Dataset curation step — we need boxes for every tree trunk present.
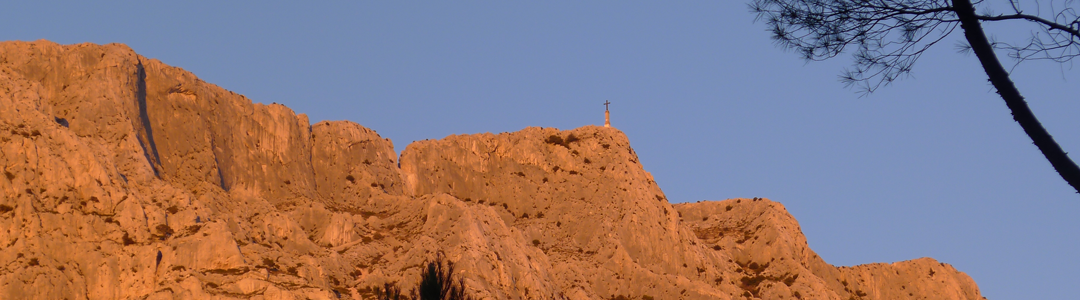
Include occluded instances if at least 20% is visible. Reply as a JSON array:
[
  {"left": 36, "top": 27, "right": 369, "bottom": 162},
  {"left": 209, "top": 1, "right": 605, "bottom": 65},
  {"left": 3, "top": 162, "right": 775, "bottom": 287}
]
[{"left": 951, "top": 0, "right": 1080, "bottom": 195}]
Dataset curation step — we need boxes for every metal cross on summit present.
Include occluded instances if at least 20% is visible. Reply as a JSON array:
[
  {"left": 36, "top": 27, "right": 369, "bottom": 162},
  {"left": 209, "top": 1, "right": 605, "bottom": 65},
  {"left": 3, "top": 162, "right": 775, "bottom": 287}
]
[{"left": 603, "top": 100, "right": 611, "bottom": 128}]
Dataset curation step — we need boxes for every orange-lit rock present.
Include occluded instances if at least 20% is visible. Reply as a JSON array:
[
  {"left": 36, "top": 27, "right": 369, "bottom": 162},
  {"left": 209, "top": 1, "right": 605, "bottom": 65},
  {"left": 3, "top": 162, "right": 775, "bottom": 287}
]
[{"left": 0, "top": 40, "right": 982, "bottom": 300}]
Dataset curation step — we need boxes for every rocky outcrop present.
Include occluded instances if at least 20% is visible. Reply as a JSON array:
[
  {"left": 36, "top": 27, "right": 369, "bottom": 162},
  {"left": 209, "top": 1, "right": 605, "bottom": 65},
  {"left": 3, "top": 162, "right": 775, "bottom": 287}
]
[
  {"left": 676, "top": 199, "right": 981, "bottom": 300},
  {"left": 0, "top": 40, "right": 983, "bottom": 300}
]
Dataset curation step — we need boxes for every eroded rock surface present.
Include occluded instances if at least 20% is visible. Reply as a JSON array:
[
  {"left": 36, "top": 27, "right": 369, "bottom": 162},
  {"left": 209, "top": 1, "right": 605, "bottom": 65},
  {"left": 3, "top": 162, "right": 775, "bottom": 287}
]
[{"left": 0, "top": 40, "right": 982, "bottom": 300}]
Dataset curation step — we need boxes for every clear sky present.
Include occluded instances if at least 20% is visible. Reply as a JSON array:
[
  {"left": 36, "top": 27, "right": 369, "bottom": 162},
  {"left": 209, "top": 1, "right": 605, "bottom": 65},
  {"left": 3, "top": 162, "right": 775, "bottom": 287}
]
[{"left": 6, "top": 1, "right": 1079, "bottom": 299}]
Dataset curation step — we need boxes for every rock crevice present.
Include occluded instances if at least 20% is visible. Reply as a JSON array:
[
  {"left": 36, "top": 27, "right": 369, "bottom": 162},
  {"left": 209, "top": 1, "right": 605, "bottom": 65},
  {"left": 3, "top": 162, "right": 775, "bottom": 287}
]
[{"left": 0, "top": 40, "right": 982, "bottom": 300}]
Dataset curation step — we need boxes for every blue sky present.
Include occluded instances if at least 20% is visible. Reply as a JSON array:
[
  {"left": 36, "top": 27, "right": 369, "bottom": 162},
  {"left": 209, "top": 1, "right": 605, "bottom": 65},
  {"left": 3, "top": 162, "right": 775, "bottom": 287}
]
[{"left": 6, "top": 2, "right": 1080, "bottom": 299}]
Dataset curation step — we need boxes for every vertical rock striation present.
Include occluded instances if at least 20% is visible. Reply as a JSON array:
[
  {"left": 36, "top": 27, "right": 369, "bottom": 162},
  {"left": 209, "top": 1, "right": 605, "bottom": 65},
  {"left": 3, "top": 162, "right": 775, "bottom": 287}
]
[{"left": 0, "top": 40, "right": 982, "bottom": 300}]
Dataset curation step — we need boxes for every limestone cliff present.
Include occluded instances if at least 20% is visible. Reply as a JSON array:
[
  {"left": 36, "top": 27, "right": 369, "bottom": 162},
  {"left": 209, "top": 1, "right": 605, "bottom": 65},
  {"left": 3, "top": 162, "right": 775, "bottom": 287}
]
[{"left": 0, "top": 40, "right": 983, "bottom": 300}]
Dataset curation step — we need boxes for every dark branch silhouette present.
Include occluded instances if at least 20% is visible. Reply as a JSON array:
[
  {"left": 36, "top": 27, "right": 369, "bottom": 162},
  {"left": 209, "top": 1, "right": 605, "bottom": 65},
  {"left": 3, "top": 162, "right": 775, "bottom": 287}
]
[
  {"left": 415, "top": 253, "right": 471, "bottom": 300},
  {"left": 377, "top": 253, "right": 473, "bottom": 300},
  {"left": 751, "top": 0, "right": 1080, "bottom": 195}
]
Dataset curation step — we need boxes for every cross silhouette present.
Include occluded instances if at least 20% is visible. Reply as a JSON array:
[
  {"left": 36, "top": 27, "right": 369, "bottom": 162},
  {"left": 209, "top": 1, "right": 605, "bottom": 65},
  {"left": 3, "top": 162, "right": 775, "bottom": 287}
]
[{"left": 604, "top": 100, "right": 611, "bottom": 111}]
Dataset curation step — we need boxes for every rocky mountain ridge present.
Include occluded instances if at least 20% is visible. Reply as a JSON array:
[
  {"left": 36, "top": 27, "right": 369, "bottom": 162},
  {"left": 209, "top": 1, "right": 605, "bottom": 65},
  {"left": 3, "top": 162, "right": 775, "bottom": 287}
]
[{"left": 0, "top": 40, "right": 983, "bottom": 300}]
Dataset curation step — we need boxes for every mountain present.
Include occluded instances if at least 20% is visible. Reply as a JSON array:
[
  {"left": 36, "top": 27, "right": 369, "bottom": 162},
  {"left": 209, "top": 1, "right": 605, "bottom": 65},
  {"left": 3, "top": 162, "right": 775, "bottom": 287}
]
[{"left": 0, "top": 40, "right": 982, "bottom": 300}]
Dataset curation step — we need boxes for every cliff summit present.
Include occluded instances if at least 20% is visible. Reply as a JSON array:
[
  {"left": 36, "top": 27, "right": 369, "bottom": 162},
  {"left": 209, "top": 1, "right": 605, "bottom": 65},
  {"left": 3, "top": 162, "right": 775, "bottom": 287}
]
[{"left": 0, "top": 40, "right": 982, "bottom": 300}]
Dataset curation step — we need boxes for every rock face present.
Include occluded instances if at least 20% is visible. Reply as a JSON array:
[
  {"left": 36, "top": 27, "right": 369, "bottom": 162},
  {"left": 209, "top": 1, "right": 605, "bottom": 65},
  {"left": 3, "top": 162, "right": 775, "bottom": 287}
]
[{"left": 0, "top": 40, "right": 983, "bottom": 300}]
